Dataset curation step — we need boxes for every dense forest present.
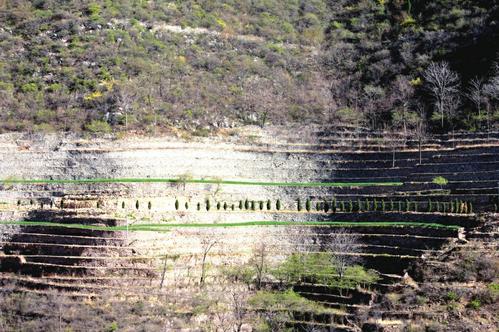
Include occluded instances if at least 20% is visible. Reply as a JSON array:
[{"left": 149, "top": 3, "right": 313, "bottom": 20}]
[{"left": 0, "top": 0, "right": 498, "bottom": 135}]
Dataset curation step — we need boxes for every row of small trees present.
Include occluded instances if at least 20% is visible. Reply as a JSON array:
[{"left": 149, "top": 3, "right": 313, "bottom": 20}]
[
  {"left": 174, "top": 199, "right": 282, "bottom": 211},
  {"left": 297, "top": 198, "right": 473, "bottom": 214}
]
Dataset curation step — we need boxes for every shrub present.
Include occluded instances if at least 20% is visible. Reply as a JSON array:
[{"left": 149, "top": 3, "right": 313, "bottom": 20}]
[
  {"left": 468, "top": 202, "right": 473, "bottom": 214},
  {"left": 217, "top": 202, "right": 221, "bottom": 210},
  {"left": 197, "top": 202, "right": 201, "bottom": 211},
  {"left": 251, "top": 201, "right": 256, "bottom": 210},
  {"left": 85, "top": 120, "right": 112, "bottom": 134},
  {"left": 324, "top": 201, "right": 329, "bottom": 213},
  {"left": 357, "top": 199, "right": 362, "bottom": 212},
  {"left": 136, "top": 200, "right": 139, "bottom": 210},
  {"left": 245, "top": 199, "right": 249, "bottom": 210},
  {"left": 405, "top": 200, "right": 410, "bottom": 212},
  {"left": 398, "top": 201, "right": 402, "bottom": 212},
  {"left": 390, "top": 200, "right": 394, "bottom": 211},
  {"left": 223, "top": 202, "right": 228, "bottom": 210},
  {"left": 305, "top": 199, "right": 311, "bottom": 212},
  {"left": 467, "top": 299, "right": 481, "bottom": 310},
  {"left": 259, "top": 201, "right": 264, "bottom": 210},
  {"left": 340, "top": 201, "right": 345, "bottom": 212},
  {"left": 185, "top": 202, "right": 189, "bottom": 210},
  {"left": 231, "top": 204, "right": 235, "bottom": 211},
  {"left": 297, "top": 198, "right": 302, "bottom": 211},
  {"left": 332, "top": 198, "right": 337, "bottom": 213},
  {"left": 239, "top": 200, "right": 243, "bottom": 209},
  {"left": 445, "top": 291, "right": 460, "bottom": 302},
  {"left": 381, "top": 200, "right": 386, "bottom": 211},
  {"left": 374, "top": 198, "right": 378, "bottom": 211},
  {"left": 121, "top": 201, "right": 125, "bottom": 209},
  {"left": 267, "top": 200, "right": 271, "bottom": 210},
  {"left": 432, "top": 176, "right": 448, "bottom": 188},
  {"left": 148, "top": 201, "right": 152, "bottom": 210},
  {"left": 315, "top": 201, "right": 320, "bottom": 211},
  {"left": 206, "top": 199, "right": 211, "bottom": 211},
  {"left": 175, "top": 199, "right": 179, "bottom": 210},
  {"left": 97, "top": 201, "right": 101, "bottom": 209},
  {"left": 276, "top": 199, "right": 281, "bottom": 210},
  {"left": 365, "top": 198, "right": 370, "bottom": 211},
  {"left": 348, "top": 200, "right": 353, "bottom": 212}
]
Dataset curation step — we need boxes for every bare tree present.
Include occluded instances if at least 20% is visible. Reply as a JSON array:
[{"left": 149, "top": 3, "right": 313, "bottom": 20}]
[
  {"left": 199, "top": 230, "right": 219, "bottom": 287},
  {"left": 115, "top": 82, "right": 137, "bottom": 130},
  {"left": 413, "top": 102, "right": 428, "bottom": 165},
  {"left": 249, "top": 240, "right": 270, "bottom": 290},
  {"left": 468, "top": 77, "right": 485, "bottom": 129},
  {"left": 323, "top": 228, "right": 361, "bottom": 279},
  {"left": 384, "top": 130, "right": 406, "bottom": 168},
  {"left": 484, "top": 64, "right": 499, "bottom": 136},
  {"left": 362, "top": 85, "right": 385, "bottom": 129},
  {"left": 392, "top": 76, "right": 415, "bottom": 136},
  {"left": 423, "top": 62, "right": 460, "bottom": 128}
]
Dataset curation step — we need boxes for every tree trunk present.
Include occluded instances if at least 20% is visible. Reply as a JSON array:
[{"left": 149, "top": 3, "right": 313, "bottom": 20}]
[{"left": 418, "top": 139, "right": 422, "bottom": 165}]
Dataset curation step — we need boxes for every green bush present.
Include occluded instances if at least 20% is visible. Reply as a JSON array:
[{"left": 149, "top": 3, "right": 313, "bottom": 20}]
[
  {"left": 365, "top": 198, "right": 370, "bottom": 211},
  {"left": 432, "top": 176, "right": 449, "bottom": 188},
  {"left": 390, "top": 200, "right": 395, "bottom": 211},
  {"left": 374, "top": 198, "right": 378, "bottom": 211},
  {"left": 315, "top": 201, "right": 320, "bottom": 211},
  {"left": 276, "top": 199, "right": 281, "bottom": 211},
  {"left": 197, "top": 202, "right": 201, "bottom": 210},
  {"left": 206, "top": 199, "right": 211, "bottom": 211},
  {"left": 185, "top": 202, "right": 189, "bottom": 209},
  {"left": 135, "top": 200, "right": 139, "bottom": 210},
  {"left": 175, "top": 199, "right": 179, "bottom": 210},
  {"left": 259, "top": 201, "right": 264, "bottom": 210},
  {"left": 305, "top": 198, "right": 311, "bottom": 212},
  {"left": 217, "top": 202, "right": 221, "bottom": 210},
  {"left": 231, "top": 204, "right": 235, "bottom": 211},
  {"left": 239, "top": 200, "right": 243, "bottom": 209},
  {"left": 245, "top": 199, "right": 249, "bottom": 210},
  {"left": 332, "top": 198, "right": 337, "bottom": 213},
  {"left": 445, "top": 291, "right": 460, "bottom": 302},
  {"left": 223, "top": 202, "right": 228, "bottom": 210},
  {"left": 340, "top": 201, "right": 345, "bottom": 212},
  {"left": 251, "top": 201, "right": 256, "bottom": 210},
  {"left": 428, "top": 199, "right": 432, "bottom": 212},
  {"left": 297, "top": 198, "right": 302, "bottom": 211},
  {"left": 85, "top": 120, "right": 112, "bottom": 134},
  {"left": 324, "top": 201, "right": 329, "bottom": 213},
  {"left": 467, "top": 299, "right": 481, "bottom": 310},
  {"left": 348, "top": 200, "right": 353, "bottom": 212},
  {"left": 357, "top": 199, "right": 362, "bottom": 212},
  {"left": 148, "top": 201, "right": 152, "bottom": 210},
  {"left": 405, "top": 200, "right": 410, "bottom": 212},
  {"left": 381, "top": 200, "right": 386, "bottom": 211},
  {"left": 267, "top": 199, "right": 271, "bottom": 210},
  {"left": 121, "top": 201, "right": 125, "bottom": 209}
]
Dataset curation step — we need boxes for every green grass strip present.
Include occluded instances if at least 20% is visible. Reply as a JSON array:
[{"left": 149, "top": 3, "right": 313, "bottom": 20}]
[
  {"left": 0, "top": 178, "right": 402, "bottom": 187},
  {"left": 0, "top": 220, "right": 460, "bottom": 232}
]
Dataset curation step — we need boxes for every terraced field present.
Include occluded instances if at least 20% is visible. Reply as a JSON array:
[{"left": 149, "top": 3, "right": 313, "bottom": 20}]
[{"left": 0, "top": 127, "right": 498, "bottom": 330}]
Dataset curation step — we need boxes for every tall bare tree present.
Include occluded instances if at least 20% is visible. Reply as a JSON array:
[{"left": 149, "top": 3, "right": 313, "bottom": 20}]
[
  {"left": 467, "top": 77, "right": 485, "bottom": 129},
  {"left": 199, "top": 230, "right": 219, "bottom": 287},
  {"left": 423, "top": 62, "right": 460, "bottom": 128},
  {"left": 413, "top": 102, "right": 428, "bottom": 165},
  {"left": 484, "top": 64, "right": 499, "bottom": 136},
  {"left": 249, "top": 240, "right": 270, "bottom": 290},
  {"left": 323, "top": 228, "right": 361, "bottom": 279}
]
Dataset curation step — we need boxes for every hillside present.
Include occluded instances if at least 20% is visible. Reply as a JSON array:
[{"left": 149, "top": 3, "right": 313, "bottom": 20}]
[{"left": 0, "top": 0, "right": 498, "bottom": 134}]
